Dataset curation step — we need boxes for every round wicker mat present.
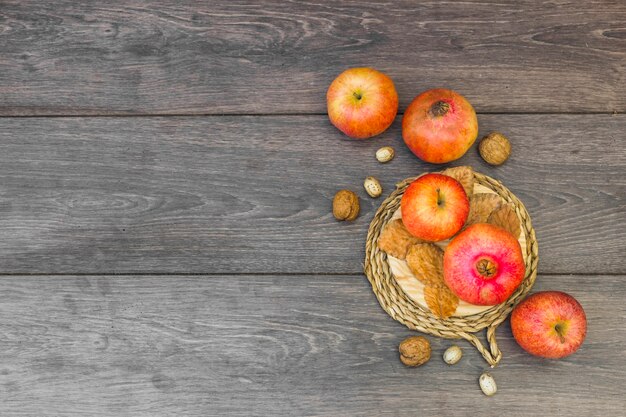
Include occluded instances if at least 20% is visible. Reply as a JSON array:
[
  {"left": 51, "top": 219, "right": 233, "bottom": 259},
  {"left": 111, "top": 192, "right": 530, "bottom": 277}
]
[{"left": 364, "top": 171, "right": 538, "bottom": 367}]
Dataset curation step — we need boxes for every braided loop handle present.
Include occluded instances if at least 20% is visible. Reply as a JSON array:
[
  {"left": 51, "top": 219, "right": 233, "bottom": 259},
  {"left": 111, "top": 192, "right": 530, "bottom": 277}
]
[
  {"left": 462, "top": 322, "right": 502, "bottom": 367},
  {"left": 363, "top": 171, "right": 538, "bottom": 367}
]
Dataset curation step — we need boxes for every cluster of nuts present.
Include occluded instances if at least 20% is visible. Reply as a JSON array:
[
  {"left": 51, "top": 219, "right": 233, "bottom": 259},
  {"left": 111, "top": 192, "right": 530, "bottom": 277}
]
[
  {"left": 333, "top": 132, "right": 513, "bottom": 220},
  {"left": 399, "top": 336, "right": 496, "bottom": 396},
  {"left": 332, "top": 146, "right": 395, "bottom": 221},
  {"left": 399, "top": 336, "right": 463, "bottom": 367}
]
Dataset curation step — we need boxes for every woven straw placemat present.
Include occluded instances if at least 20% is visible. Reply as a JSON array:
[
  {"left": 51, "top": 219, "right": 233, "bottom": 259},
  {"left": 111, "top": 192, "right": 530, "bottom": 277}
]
[{"left": 364, "top": 171, "right": 538, "bottom": 367}]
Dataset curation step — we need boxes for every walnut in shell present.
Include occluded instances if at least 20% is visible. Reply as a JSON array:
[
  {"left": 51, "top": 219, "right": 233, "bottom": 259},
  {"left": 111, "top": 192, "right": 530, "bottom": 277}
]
[
  {"left": 479, "top": 132, "right": 511, "bottom": 166},
  {"left": 488, "top": 203, "right": 521, "bottom": 238},
  {"left": 377, "top": 219, "right": 424, "bottom": 259},
  {"left": 406, "top": 243, "right": 444, "bottom": 286},
  {"left": 399, "top": 336, "right": 431, "bottom": 367},
  {"left": 332, "top": 190, "right": 359, "bottom": 221},
  {"left": 441, "top": 166, "right": 474, "bottom": 197}
]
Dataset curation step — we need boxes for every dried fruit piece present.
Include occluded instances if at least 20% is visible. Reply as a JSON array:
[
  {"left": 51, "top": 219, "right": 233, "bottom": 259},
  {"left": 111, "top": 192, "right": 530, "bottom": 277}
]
[
  {"left": 479, "top": 132, "right": 511, "bottom": 166},
  {"left": 377, "top": 219, "right": 424, "bottom": 259},
  {"left": 424, "top": 284, "right": 459, "bottom": 319},
  {"left": 488, "top": 203, "right": 521, "bottom": 238},
  {"left": 332, "top": 190, "right": 360, "bottom": 221},
  {"left": 441, "top": 166, "right": 474, "bottom": 197},
  {"left": 399, "top": 336, "right": 431, "bottom": 367},
  {"left": 465, "top": 193, "right": 501, "bottom": 226},
  {"left": 406, "top": 243, "right": 444, "bottom": 286}
]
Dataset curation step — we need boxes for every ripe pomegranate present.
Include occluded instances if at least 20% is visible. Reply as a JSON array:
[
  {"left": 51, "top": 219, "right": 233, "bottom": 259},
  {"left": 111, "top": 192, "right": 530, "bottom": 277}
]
[
  {"left": 402, "top": 89, "right": 478, "bottom": 164},
  {"left": 444, "top": 223, "right": 525, "bottom": 305}
]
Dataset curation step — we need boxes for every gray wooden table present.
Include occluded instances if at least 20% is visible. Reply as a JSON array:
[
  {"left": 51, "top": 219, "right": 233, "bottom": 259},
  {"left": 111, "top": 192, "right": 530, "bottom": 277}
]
[{"left": 1, "top": 1, "right": 625, "bottom": 416}]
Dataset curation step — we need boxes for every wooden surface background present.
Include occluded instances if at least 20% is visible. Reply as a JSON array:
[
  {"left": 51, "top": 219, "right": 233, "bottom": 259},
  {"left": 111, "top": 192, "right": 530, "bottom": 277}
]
[{"left": 0, "top": 1, "right": 624, "bottom": 416}]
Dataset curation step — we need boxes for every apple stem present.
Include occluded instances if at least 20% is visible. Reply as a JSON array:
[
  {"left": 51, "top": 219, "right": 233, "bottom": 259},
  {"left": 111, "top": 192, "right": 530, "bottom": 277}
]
[
  {"left": 429, "top": 101, "right": 450, "bottom": 117},
  {"left": 436, "top": 188, "right": 444, "bottom": 207},
  {"left": 554, "top": 322, "right": 567, "bottom": 343},
  {"left": 353, "top": 92, "right": 362, "bottom": 100}
]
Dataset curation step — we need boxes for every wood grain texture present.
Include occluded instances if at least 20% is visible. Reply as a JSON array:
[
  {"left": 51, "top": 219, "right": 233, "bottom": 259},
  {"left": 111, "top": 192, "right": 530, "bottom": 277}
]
[
  {"left": 0, "top": 0, "right": 624, "bottom": 115},
  {"left": 0, "top": 115, "right": 623, "bottom": 274},
  {"left": 0, "top": 274, "right": 622, "bottom": 416}
]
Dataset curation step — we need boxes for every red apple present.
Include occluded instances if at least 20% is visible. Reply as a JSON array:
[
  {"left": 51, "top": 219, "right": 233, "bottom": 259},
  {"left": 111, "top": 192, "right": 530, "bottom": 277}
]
[
  {"left": 402, "top": 88, "right": 478, "bottom": 163},
  {"left": 511, "top": 291, "right": 587, "bottom": 359},
  {"left": 326, "top": 68, "right": 398, "bottom": 139},
  {"left": 444, "top": 223, "right": 525, "bottom": 305},
  {"left": 401, "top": 173, "right": 469, "bottom": 241}
]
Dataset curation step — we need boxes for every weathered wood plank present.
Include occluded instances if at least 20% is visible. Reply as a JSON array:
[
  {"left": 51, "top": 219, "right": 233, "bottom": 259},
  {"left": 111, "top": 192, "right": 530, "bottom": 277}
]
[
  {"left": 0, "top": 115, "right": 623, "bottom": 274},
  {"left": 0, "top": 0, "right": 624, "bottom": 115},
  {"left": 0, "top": 274, "right": 622, "bottom": 416}
]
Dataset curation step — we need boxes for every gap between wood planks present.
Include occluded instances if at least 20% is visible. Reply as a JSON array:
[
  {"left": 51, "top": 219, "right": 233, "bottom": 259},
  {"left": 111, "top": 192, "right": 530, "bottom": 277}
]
[
  {"left": 0, "top": 272, "right": 616, "bottom": 277},
  {"left": 0, "top": 111, "right": 618, "bottom": 118}
]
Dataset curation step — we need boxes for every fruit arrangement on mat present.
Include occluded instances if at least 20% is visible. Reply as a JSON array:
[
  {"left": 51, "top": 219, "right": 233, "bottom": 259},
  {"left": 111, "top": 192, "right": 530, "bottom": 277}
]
[
  {"left": 376, "top": 167, "right": 527, "bottom": 319},
  {"left": 327, "top": 67, "right": 587, "bottom": 396}
]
